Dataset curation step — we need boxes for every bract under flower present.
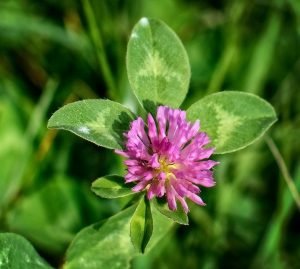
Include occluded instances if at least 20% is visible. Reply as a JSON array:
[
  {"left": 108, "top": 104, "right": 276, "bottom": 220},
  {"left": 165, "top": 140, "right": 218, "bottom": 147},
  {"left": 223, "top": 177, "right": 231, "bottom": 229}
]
[{"left": 116, "top": 106, "right": 218, "bottom": 213}]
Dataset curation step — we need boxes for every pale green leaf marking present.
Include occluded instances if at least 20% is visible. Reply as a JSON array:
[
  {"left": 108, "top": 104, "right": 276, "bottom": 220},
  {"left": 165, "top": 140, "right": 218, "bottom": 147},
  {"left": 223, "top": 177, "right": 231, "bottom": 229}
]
[
  {"left": 86, "top": 107, "right": 120, "bottom": 145},
  {"left": 48, "top": 99, "right": 135, "bottom": 150},
  {"left": 137, "top": 50, "right": 182, "bottom": 88},
  {"left": 187, "top": 91, "right": 277, "bottom": 154},
  {"left": 210, "top": 103, "right": 242, "bottom": 149},
  {"left": 127, "top": 17, "right": 190, "bottom": 112}
]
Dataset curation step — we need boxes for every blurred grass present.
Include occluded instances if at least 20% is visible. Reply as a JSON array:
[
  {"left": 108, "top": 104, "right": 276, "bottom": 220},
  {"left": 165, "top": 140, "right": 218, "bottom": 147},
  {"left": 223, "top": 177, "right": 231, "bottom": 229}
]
[{"left": 0, "top": 0, "right": 300, "bottom": 268}]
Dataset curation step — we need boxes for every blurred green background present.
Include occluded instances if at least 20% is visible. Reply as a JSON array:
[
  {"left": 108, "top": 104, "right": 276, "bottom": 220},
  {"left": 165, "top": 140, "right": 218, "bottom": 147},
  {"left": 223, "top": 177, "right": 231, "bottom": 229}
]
[{"left": 1, "top": 0, "right": 300, "bottom": 268}]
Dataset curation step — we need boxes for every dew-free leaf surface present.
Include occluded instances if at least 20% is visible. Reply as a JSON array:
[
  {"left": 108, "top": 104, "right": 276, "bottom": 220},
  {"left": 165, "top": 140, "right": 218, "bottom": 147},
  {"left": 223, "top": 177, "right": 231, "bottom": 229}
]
[
  {"left": 64, "top": 205, "right": 137, "bottom": 269},
  {"left": 64, "top": 203, "right": 173, "bottom": 269},
  {"left": 130, "top": 196, "right": 153, "bottom": 253},
  {"left": 152, "top": 198, "right": 188, "bottom": 225},
  {"left": 187, "top": 91, "right": 277, "bottom": 154}
]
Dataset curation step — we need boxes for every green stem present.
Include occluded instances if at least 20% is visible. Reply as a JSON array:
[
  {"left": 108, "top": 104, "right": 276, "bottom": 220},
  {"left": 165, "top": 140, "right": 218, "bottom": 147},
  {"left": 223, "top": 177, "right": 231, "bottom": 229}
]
[
  {"left": 251, "top": 140, "right": 300, "bottom": 268},
  {"left": 265, "top": 135, "right": 300, "bottom": 210},
  {"left": 81, "top": 0, "right": 117, "bottom": 100},
  {"left": 1, "top": 79, "right": 58, "bottom": 211}
]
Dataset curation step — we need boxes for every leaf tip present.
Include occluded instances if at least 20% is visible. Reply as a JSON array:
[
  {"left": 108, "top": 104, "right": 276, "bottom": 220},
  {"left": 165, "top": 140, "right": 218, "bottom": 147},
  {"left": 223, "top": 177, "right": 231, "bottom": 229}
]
[{"left": 139, "top": 17, "right": 150, "bottom": 27}]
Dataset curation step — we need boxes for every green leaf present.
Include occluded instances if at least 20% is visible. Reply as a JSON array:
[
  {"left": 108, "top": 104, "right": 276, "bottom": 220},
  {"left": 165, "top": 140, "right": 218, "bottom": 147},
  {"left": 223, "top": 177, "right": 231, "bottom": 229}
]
[
  {"left": 130, "top": 196, "right": 153, "bottom": 253},
  {"left": 48, "top": 99, "right": 135, "bottom": 150},
  {"left": 64, "top": 205, "right": 137, "bottom": 269},
  {"left": 144, "top": 204, "right": 174, "bottom": 252},
  {"left": 91, "top": 175, "right": 135, "bottom": 199},
  {"left": 0, "top": 233, "right": 52, "bottom": 269},
  {"left": 64, "top": 204, "right": 174, "bottom": 269},
  {"left": 187, "top": 91, "right": 277, "bottom": 154},
  {"left": 6, "top": 177, "right": 87, "bottom": 254},
  {"left": 126, "top": 17, "right": 190, "bottom": 113},
  {"left": 152, "top": 198, "right": 188, "bottom": 225}
]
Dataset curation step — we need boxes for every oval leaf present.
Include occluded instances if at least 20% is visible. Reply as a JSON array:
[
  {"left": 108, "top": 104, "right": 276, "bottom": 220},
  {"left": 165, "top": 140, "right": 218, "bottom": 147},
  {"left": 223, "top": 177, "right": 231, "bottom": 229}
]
[
  {"left": 64, "top": 206, "right": 137, "bottom": 269},
  {"left": 130, "top": 196, "right": 153, "bottom": 253},
  {"left": 187, "top": 91, "right": 277, "bottom": 154},
  {"left": 127, "top": 17, "right": 190, "bottom": 113},
  {"left": 91, "top": 175, "right": 135, "bottom": 199},
  {"left": 0, "top": 233, "right": 52, "bottom": 269},
  {"left": 152, "top": 198, "right": 188, "bottom": 225},
  {"left": 64, "top": 205, "right": 173, "bottom": 269},
  {"left": 48, "top": 99, "right": 135, "bottom": 150}
]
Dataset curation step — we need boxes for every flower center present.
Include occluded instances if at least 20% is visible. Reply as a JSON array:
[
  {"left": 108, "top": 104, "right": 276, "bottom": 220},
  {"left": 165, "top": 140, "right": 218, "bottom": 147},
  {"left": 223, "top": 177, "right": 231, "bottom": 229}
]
[{"left": 157, "top": 156, "right": 178, "bottom": 176}]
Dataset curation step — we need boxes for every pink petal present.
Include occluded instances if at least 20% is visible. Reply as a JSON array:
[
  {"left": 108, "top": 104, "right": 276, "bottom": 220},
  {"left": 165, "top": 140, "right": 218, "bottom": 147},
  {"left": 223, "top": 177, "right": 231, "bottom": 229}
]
[
  {"left": 166, "top": 183, "right": 177, "bottom": 211},
  {"left": 132, "top": 180, "right": 149, "bottom": 192},
  {"left": 147, "top": 114, "right": 158, "bottom": 145},
  {"left": 149, "top": 154, "right": 160, "bottom": 168},
  {"left": 116, "top": 105, "right": 218, "bottom": 213},
  {"left": 176, "top": 195, "right": 189, "bottom": 213},
  {"left": 186, "top": 192, "right": 206, "bottom": 206}
]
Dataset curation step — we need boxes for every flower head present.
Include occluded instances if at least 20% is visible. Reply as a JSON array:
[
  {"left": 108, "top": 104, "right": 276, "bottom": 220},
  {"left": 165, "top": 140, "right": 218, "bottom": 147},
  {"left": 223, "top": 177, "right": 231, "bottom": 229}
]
[{"left": 116, "top": 106, "right": 218, "bottom": 213}]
